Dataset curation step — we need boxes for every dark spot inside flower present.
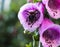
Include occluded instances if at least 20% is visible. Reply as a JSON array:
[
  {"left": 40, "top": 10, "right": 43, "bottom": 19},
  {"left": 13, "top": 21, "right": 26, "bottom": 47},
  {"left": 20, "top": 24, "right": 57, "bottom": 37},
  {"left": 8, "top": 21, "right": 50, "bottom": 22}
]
[
  {"left": 53, "top": 13, "right": 55, "bottom": 16},
  {"left": 55, "top": 11, "right": 57, "bottom": 13},
  {"left": 45, "top": 39, "right": 48, "bottom": 41},
  {"left": 46, "top": 41, "right": 51, "bottom": 44},
  {"left": 42, "top": 28, "right": 60, "bottom": 41},
  {"left": 48, "top": 0, "right": 60, "bottom": 9},
  {"left": 26, "top": 10, "right": 40, "bottom": 27},
  {"left": 49, "top": 45, "right": 52, "bottom": 47},
  {"left": 51, "top": 10, "right": 57, "bottom": 14},
  {"left": 52, "top": 10, "right": 58, "bottom": 16}
]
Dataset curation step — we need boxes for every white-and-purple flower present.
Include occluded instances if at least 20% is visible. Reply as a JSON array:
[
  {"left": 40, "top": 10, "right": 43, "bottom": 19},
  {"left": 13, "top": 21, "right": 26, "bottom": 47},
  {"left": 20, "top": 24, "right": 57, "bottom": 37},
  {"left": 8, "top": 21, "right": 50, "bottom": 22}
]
[
  {"left": 39, "top": 18, "right": 60, "bottom": 47},
  {"left": 18, "top": 3, "right": 44, "bottom": 32},
  {"left": 42, "top": 0, "right": 60, "bottom": 19}
]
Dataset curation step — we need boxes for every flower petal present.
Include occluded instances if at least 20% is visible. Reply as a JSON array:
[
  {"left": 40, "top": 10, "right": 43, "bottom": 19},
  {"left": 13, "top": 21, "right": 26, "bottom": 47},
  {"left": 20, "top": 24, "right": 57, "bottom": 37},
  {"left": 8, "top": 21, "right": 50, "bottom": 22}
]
[
  {"left": 39, "top": 18, "right": 60, "bottom": 47},
  {"left": 18, "top": 3, "right": 44, "bottom": 32},
  {"left": 42, "top": 0, "right": 60, "bottom": 19}
]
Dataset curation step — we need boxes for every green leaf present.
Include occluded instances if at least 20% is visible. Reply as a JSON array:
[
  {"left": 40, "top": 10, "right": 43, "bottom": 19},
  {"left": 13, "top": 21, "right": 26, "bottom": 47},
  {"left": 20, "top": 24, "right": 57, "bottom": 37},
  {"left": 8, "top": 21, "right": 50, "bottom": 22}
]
[
  {"left": 26, "top": 42, "right": 32, "bottom": 47},
  {"left": 34, "top": 0, "right": 41, "bottom": 2}
]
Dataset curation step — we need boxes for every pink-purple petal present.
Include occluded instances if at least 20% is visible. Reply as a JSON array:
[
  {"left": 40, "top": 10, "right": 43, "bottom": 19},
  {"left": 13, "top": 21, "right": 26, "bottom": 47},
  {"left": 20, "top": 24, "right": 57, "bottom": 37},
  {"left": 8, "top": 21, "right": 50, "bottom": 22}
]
[
  {"left": 18, "top": 3, "right": 44, "bottom": 32},
  {"left": 42, "top": 0, "right": 60, "bottom": 19},
  {"left": 39, "top": 18, "right": 60, "bottom": 47}
]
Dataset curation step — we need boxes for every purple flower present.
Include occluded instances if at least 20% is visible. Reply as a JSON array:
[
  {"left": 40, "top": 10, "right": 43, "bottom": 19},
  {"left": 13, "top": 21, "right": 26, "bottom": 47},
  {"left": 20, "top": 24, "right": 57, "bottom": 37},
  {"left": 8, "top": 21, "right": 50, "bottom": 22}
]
[
  {"left": 39, "top": 18, "right": 60, "bottom": 47},
  {"left": 42, "top": 0, "right": 60, "bottom": 19},
  {"left": 18, "top": 3, "right": 44, "bottom": 32}
]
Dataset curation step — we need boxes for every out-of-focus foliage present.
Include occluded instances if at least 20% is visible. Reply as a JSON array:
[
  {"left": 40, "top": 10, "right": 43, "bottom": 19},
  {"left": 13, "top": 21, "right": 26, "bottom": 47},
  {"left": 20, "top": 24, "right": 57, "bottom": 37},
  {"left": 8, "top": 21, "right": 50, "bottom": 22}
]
[
  {"left": 0, "top": 0, "right": 32, "bottom": 47},
  {"left": 0, "top": 0, "right": 40, "bottom": 47},
  {"left": 26, "top": 42, "right": 32, "bottom": 47},
  {"left": 11, "top": 0, "right": 26, "bottom": 12}
]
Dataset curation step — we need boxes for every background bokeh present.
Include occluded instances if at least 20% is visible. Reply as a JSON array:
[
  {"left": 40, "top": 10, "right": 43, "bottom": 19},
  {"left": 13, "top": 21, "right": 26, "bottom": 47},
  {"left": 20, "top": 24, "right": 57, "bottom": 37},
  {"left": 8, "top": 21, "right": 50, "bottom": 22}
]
[{"left": 0, "top": 0, "right": 35, "bottom": 47}]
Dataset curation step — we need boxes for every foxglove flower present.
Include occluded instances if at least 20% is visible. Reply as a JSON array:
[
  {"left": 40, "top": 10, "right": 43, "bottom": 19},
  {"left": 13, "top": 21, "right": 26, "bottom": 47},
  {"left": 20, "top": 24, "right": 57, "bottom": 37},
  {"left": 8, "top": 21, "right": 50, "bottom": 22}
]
[
  {"left": 42, "top": 0, "right": 60, "bottom": 19},
  {"left": 39, "top": 18, "right": 60, "bottom": 47},
  {"left": 18, "top": 3, "right": 44, "bottom": 32}
]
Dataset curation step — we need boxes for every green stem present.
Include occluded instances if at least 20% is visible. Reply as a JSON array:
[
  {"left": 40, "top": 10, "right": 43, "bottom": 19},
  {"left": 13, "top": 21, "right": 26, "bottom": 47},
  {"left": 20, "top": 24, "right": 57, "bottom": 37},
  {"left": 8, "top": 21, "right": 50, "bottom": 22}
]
[
  {"left": 38, "top": 40, "right": 40, "bottom": 47},
  {"left": 32, "top": 36, "right": 35, "bottom": 47}
]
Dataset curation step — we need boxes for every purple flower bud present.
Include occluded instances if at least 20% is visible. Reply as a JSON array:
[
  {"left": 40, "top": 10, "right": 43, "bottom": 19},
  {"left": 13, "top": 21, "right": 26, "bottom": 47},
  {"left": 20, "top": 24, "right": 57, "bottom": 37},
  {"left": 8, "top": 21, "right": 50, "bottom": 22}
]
[
  {"left": 18, "top": 3, "right": 44, "bottom": 32},
  {"left": 39, "top": 18, "right": 60, "bottom": 47},
  {"left": 42, "top": 0, "right": 60, "bottom": 19}
]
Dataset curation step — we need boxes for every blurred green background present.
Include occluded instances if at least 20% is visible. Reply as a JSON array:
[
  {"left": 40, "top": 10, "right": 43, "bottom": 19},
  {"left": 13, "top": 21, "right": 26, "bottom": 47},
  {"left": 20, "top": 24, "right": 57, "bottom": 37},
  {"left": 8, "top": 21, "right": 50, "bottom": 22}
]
[{"left": 0, "top": 0, "right": 35, "bottom": 47}]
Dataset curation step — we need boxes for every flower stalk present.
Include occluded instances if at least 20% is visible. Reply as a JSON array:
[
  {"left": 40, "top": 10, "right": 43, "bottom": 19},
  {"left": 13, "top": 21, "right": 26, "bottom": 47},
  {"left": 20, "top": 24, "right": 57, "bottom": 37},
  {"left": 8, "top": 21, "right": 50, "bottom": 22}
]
[
  {"left": 32, "top": 35, "right": 35, "bottom": 47},
  {"left": 38, "top": 40, "right": 40, "bottom": 47}
]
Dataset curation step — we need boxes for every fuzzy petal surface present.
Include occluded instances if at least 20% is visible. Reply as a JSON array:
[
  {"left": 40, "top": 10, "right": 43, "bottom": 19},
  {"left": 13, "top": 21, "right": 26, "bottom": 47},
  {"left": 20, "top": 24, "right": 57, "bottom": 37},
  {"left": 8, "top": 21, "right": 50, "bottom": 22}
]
[{"left": 18, "top": 3, "right": 44, "bottom": 32}]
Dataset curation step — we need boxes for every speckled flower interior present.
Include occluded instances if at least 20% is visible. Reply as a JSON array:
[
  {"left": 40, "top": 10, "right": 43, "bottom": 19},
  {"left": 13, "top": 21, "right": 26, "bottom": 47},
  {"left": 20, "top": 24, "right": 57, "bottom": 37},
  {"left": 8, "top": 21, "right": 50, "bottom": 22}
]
[
  {"left": 23, "top": 8, "right": 40, "bottom": 27},
  {"left": 18, "top": 3, "right": 44, "bottom": 32},
  {"left": 42, "top": 0, "right": 60, "bottom": 19},
  {"left": 48, "top": 0, "right": 60, "bottom": 9},
  {"left": 39, "top": 18, "right": 60, "bottom": 47}
]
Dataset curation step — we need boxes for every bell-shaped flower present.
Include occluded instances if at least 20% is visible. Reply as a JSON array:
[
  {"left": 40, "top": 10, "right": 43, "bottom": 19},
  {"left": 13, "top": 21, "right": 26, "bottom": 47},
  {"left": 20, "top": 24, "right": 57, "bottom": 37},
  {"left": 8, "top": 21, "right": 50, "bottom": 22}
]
[
  {"left": 18, "top": 3, "right": 44, "bottom": 32},
  {"left": 39, "top": 18, "right": 60, "bottom": 47},
  {"left": 42, "top": 0, "right": 60, "bottom": 19}
]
